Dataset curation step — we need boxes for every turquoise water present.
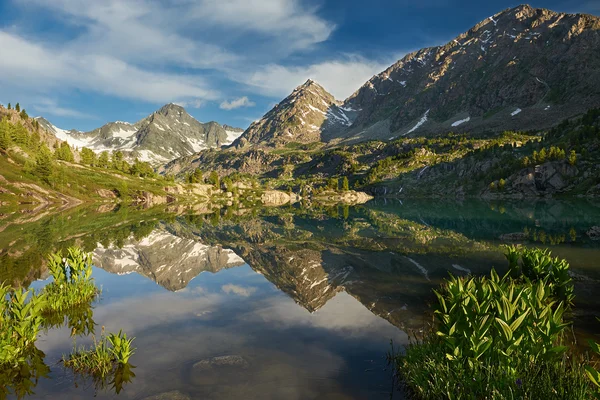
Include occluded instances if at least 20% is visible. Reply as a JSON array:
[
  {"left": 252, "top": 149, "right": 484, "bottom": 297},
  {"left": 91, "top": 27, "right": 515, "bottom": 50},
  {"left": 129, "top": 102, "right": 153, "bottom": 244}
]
[{"left": 2, "top": 198, "right": 600, "bottom": 399}]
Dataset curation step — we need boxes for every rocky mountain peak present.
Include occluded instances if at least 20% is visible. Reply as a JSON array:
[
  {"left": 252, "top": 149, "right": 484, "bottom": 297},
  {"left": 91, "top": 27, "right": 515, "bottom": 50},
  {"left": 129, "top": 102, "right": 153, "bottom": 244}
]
[
  {"left": 40, "top": 104, "right": 244, "bottom": 164},
  {"left": 232, "top": 79, "right": 357, "bottom": 148},
  {"left": 157, "top": 103, "right": 187, "bottom": 118},
  {"left": 336, "top": 4, "right": 600, "bottom": 143}
]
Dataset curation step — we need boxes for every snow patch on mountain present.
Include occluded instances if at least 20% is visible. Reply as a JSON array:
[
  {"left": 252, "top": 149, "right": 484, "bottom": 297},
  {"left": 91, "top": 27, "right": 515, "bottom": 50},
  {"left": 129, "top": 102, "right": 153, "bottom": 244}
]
[
  {"left": 451, "top": 116, "right": 471, "bottom": 127},
  {"left": 407, "top": 109, "right": 430, "bottom": 134}
]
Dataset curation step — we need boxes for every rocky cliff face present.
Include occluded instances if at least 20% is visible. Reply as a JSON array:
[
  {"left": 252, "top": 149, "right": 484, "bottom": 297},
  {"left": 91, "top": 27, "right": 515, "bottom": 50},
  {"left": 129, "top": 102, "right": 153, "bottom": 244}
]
[
  {"left": 161, "top": 5, "right": 600, "bottom": 178},
  {"left": 37, "top": 104, "right": 244, "bottom": 164},
  {"left": 338, "top": 5, "right": 600, "bottom": 142},
  {"left": 93, "top": 229, "right": 245, "bottom": 291},
  {"left": 225, "top": 5, "right": 600, "bottom": 150},
  {"left": 233, "top": 80, "right": 355, "bottom": 149}
]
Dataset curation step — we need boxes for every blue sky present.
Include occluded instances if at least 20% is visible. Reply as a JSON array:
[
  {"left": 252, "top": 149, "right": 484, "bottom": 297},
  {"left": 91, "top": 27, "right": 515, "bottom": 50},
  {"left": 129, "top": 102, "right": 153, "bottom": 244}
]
[{"left": 0, "top": 0, "right": 598, "bottom": 131}]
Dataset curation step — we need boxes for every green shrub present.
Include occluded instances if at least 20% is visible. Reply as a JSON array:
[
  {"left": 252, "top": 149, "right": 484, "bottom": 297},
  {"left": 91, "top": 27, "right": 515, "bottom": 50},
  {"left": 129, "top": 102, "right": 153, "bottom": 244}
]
[
  {"left": 395, "top": 248, "right": 593, "bottom": 399},
  {"left": 42, "top": 247, "right": 99, "bottom": 314}
]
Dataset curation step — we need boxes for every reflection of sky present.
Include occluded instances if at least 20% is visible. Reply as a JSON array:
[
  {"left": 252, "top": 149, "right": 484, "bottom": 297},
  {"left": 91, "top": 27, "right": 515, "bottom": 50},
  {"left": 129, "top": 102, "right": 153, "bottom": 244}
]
[{"left": 33, "top": 264, "right": 406, "bottom": 399}]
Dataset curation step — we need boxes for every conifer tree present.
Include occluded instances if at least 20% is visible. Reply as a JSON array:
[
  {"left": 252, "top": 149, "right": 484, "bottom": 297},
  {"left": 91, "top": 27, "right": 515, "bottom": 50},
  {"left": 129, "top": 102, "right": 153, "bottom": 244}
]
[
  {"left": 342, "top": 176, "right": 349, "bottom": 191},
  {"left": 55, "top": 142, "right": 74, "bottom": 162},
  {"left": 112, "top": 150, "right": 124, "bottom": 170},
  {"left": 15, "top": 103, "right": 20, "bottom": 112},
  {"left": 80, "top": 147, "right": 96, "bottom": 166},
  {"left": 0, "top": 118, "right": 11, "bottom": 150},
  {"left": 209, "top": 171, "right": 220, "bottom": 188},
  {"left": 35, "top": 144, "right": 53, "bottom": 184},
  {"left": 97, "top": 151, "right": 110, "bottom": 168},
  {"left": 7, "top": 103, "right": 11, "bottom": 110},
  {"left": 568, "top": 150, "right": 577, "bottom": 166}
]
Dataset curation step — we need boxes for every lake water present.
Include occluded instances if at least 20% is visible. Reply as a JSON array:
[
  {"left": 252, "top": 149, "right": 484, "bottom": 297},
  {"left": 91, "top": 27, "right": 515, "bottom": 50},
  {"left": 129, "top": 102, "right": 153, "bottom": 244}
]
[{"left": 1, "top": 198, "right": 600, "bottom": 399}]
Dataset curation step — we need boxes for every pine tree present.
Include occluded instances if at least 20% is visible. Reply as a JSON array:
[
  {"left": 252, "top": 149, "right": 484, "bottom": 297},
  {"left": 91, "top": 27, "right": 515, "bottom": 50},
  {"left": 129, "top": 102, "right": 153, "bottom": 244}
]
[
  {"left": 19, "top": 109, "right": 28, "bottom": 120},
  {"left": 568, "top": 150, "right": 577, "bottom": 166},
  {"left": 189, "top": 168, "right": 203, "bottom": 183},
  {"left": 34, "top": 144, "right": 53, "bottom": 184},
  {"left": 112, "top": 151, "right": 124, "bottom": 170},
  {"left": 15, "top": 103, "right": 20, "bottom": 112},
  {"left": 209, "top": 171, "right": 220, "bottom": 188},
  {"left": 10, "top": 123, "right": 28, "bottom": 146},
  {"left": 55, "top": 142, "right": 74, "bottom": 162},
  {"left": 80, "top": 147, "right": 96, "bottom": 166},
  {"left": 7, "top": 103, "right": 11, "bottom": 110},
  {"left": 97, "top": 151, "right": 110, "bottom": 168},
  {"left": 538, "top": 148, "right": 547, "bottom": 163},
  {"left": 342, "top": 176, "right": 349, "bottom": 191},
  {"left": 0, "top": 118, "right": 11, "bottom": 150}
]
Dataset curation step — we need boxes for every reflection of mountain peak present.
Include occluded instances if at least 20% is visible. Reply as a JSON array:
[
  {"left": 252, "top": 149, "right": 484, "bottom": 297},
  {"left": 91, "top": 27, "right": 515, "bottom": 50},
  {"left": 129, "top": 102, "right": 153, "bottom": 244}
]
[
  {"left": 93, "top": 230, "right": 245, "bottom": 291},
  {"left": 238, "top": 246, "right": 344, "bottom": 313}
]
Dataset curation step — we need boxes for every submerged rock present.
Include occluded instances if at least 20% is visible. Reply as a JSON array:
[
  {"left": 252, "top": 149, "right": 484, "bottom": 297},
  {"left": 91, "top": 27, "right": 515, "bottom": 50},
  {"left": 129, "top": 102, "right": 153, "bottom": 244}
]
[
  {"left": 192, "top": 355, "right": 249, "bottom": 371},
  {"left": 587, "top": 226, "right": 600, "bottom": 240},
  {"left": 499, "top": 232, "right": 529, "bottom": 241},
  {"left": 142, "top": 390, "right": 191, "bottom": 400}
]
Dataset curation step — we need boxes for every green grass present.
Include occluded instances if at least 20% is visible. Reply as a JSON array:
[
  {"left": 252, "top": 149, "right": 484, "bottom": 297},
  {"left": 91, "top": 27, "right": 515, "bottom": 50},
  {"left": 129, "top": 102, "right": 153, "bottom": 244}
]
[
  {"left": 393, "top": 247, "right": 598, "bottom": 399},
  {"left": 62, "top": 328, "right": 136, "bottom": 394}
]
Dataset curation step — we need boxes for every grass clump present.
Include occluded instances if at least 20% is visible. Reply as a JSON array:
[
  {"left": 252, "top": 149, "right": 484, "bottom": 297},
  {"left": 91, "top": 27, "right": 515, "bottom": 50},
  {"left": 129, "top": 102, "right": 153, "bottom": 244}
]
[
  {"left": 394, "top": 247, "right": 596, "bottom": 399},
  {"left": 41, "top": 247, "right": 99, "bottom": 314},
  {"left": 63, "top": 328, "right": 135, "bottom": 375},
  {"left": 62, "top": 328, "right": 136, "bottom": 393}
]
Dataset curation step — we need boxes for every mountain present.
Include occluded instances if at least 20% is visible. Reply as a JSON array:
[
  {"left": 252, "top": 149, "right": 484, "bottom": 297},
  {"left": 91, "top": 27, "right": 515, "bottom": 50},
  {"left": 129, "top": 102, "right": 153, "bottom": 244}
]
[
  {"left": 37, "top": 104, "right": 244, "bottom": 164},
  {"left": 334, "top": 5, "right": 600, "bottom": 142},
  {"left": 233, "top": 80, "right": 355, "bottom": 149},
  {"left": 93, "top": 228, "right": 246, "bottom": 291},
  {"left": 228, "top": 5, "right": 600, "bottom": 150}
]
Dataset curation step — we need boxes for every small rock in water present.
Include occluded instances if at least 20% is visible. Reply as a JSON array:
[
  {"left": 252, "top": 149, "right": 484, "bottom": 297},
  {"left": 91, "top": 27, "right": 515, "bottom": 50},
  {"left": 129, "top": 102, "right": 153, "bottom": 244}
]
[
  {"left": 193, "top": 355, "right": 249, "bottom": 371},
  {"left": 499, "top": 232, "right": 528, "bottom": 241},
  {"left": 587, "top": 226, "right": 600, "bottom": 240},
  {"left": 143, "top": 390, "right": 191, "bottom": 400}
]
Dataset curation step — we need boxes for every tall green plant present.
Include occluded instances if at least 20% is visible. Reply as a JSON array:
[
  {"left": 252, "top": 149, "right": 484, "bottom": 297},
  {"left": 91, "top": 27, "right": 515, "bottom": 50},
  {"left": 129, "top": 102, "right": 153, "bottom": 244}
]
[
  {"left": 43, "top": 247, "right": 98, "bottom": 314},
  {"left": 505, "top": 246, "right": 574, "bottom": 304},
  {"left": 396, "top": 248, "right": 592, "bottom": 398},
  {"left": 0, "top": 285, "right": 46, "bottom": 367}
]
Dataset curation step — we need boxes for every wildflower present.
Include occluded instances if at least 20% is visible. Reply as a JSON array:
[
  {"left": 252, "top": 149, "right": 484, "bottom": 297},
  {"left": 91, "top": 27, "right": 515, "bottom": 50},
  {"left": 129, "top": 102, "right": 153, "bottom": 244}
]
[{"left": 516, "top": 378, "right": 522, "bottom": 388}]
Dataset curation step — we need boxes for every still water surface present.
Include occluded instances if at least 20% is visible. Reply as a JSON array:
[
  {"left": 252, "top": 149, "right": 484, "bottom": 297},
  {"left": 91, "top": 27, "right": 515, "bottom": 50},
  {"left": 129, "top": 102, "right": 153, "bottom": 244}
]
[{"left": 2, "top": 198, "right": 600, "bottom": 399}]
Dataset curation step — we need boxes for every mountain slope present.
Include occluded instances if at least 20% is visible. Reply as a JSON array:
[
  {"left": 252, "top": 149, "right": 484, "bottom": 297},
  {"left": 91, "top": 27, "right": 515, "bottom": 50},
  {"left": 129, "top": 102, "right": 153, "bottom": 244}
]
[
  {"left": 37, "top": 104, "right": 244, "bottom": 164},
  {"left": 335, "top": 5, "right": 600, "bottom": 142},
  {"left": 233, "top": 79, "right": 355, "bottom": 149}
]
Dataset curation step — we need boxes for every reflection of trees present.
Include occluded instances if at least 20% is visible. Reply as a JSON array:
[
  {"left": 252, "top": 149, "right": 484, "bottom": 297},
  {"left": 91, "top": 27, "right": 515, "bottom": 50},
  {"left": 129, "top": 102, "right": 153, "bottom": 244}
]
[
  {"left": 0, "top": 206, "right": 162, "bottom": 288},
  {"left": 0, "top": 348, "right": 50, "bottom": 400}
]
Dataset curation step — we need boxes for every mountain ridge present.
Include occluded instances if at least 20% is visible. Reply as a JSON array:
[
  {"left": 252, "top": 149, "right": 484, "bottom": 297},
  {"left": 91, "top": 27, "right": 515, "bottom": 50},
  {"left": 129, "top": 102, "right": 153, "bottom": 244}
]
[
  {"left": 225, "top": 4, "right": 600, "bottom": 150},
  {"left": 37, "top": 103, "right": 244, "bottom": 164}
]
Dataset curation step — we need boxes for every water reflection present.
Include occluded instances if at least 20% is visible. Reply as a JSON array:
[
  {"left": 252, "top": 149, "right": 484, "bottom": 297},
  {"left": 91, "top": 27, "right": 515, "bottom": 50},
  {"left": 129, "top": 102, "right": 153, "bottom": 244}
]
[{"left": 1, "top": 199, "right": 600, "bottom": 398}]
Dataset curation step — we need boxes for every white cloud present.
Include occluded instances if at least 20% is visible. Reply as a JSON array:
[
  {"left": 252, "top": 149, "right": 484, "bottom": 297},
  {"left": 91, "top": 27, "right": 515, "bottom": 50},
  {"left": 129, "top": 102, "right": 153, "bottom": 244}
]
[
  {"left": 221, "top": 284, "right": 257, "bottom": 297},
  {"left": 188, "top": 0, "right": 334, "bottom": 51},
  {"left": 220, "top": 96, "right": 256, "bottom": 110},
  {"left": 0, "top": 31, "right": 217, "bottom": 104},
  {"left": 242, "top": 55, "right": 397, "bottom": 100}
]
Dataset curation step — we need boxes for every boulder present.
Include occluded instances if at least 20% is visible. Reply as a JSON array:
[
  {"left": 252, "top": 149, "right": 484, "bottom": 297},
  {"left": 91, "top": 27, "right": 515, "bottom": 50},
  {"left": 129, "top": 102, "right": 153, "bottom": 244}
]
[
  {"left": 192, "top": 355, "right": 249, "bottom": 371},
  {"left": 260, "top": 190, "right": 291, "bottom": 206},
  {"left": 587, "top": 226, "right": 600, "bottom": 240},
  {"left": 142, "top": 390, "right": 191, "bottom": 400}
]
